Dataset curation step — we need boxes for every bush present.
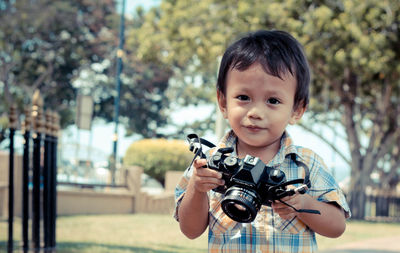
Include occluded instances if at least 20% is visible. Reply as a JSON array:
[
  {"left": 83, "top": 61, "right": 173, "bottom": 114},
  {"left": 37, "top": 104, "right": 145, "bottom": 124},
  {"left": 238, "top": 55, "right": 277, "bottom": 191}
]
[{"left": 123, "top": 138, "right": 193, "bottom": 185}]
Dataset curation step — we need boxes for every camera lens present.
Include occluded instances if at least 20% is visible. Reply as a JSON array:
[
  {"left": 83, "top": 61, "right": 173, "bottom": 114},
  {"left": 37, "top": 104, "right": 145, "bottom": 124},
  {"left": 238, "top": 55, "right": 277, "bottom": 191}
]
[{"left": 221, "top": 186, "right": 261, "bottom": 223}]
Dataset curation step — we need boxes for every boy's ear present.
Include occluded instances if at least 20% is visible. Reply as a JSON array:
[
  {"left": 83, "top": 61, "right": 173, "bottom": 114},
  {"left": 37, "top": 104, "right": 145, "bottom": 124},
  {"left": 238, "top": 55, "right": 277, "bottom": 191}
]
[
  {"left": 289, "top": 105, "right": 306, "bottom": 125},
  {"left": 217, "top": 90, "right": 228, "bottom": 119}
]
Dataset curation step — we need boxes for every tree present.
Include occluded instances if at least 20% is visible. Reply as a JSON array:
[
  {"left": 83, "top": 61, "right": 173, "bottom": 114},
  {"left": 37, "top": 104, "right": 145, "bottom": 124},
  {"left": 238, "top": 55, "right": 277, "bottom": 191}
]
[
  {"left": 266, "top": 0, "right": 400, "bottom": 220},
  {"left": 0, "top": 0, "right": 174, "bottom": 142},
  {"left": 131, "top": 0, "right": 400, "bottom": 219},
  {"left": 81, "top": 5, "right": 175, "bottom": 138},
  {"left": 0, "top": 0, "right": 118, "bottom": 130},
  {"left": 90, "top": 56, "right": 174, "bottom": 138}
]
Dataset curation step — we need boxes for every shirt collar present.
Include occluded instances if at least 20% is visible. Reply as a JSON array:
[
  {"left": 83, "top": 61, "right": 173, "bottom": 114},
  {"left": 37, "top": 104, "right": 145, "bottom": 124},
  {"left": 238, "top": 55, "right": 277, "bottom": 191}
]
[
  {"left": 268, "top": 131, "right": 300, "bottom": 166},
  {"left": 219, "top": 130, "right": 304, "bottom": 167}
]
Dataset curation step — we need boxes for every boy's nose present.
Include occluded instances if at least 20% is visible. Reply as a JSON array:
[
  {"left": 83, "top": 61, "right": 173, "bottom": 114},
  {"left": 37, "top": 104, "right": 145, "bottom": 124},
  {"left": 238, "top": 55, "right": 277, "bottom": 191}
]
[{"left": 247, "top": 106, "right": 263, "bottom": 119}]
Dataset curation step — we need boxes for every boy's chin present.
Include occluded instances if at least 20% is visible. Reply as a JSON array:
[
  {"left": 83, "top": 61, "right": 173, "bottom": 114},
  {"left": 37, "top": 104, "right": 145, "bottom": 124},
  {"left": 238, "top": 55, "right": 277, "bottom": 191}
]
[{"left": 237, "top": 136, "right": 281, "bottom": 150}]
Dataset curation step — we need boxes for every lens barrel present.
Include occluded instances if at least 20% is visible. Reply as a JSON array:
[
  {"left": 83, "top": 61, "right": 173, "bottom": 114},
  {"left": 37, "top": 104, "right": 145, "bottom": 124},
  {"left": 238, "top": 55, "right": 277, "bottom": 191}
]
[{"left": 221, "top": 186, "right": 261, "bottom": 223}]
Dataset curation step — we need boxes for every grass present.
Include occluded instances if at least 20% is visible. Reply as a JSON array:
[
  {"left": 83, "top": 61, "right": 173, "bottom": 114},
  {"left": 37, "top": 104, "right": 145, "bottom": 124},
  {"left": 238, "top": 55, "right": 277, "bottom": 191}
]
[
  {"left": 1, "top": 214, "right": 400, "bottom": 252},
  {"left": 316, "top": 220, "right": 400, "bottom": 250}
]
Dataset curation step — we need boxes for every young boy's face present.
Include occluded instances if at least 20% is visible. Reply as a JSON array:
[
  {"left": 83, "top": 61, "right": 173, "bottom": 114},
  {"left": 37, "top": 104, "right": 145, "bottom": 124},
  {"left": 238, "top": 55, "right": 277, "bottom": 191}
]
[{"left": 218, "top": 62, "right": 305, "bottom": 155}]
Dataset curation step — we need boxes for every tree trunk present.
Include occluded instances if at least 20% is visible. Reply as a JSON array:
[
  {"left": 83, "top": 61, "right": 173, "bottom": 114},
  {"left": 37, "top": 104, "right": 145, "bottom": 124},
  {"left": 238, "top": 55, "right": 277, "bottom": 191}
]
[{"left": 348, "top": 170, "right": 367, "bottom": 219}]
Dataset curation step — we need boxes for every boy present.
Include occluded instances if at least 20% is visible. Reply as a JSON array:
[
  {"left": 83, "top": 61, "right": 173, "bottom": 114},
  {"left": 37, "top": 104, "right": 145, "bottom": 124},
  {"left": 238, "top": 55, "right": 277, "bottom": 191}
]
[{"left": 174, "top": 30, "right": 350, "bottom": 252}]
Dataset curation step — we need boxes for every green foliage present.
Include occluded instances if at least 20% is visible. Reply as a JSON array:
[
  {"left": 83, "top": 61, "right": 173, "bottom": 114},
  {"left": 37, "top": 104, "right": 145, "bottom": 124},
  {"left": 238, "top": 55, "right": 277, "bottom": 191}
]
[
  {"left": 92, "top": 58, "right": 174, "bottom": 138},
  {"left": 131, "top": 0, "right": 400, "bottom": 117},
  {"left": 0, "top": 0, "right": 175, "bottom": 141},
  {"left": 0, "top": 0, "right": 118, "bottom": 131},
  {"left": 130, "top": 0, "right": 400, "bottom": 218},
  {"left": 123, "top": 138, "right": 193, "bottom": 185}
]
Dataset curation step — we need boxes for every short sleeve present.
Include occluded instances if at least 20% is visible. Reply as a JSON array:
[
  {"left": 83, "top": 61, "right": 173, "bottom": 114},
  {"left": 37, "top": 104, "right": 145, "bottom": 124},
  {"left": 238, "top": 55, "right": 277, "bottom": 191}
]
[
  {"left": 173, "top": 145, "right": 222, "bottom": 222},
  {"left": 307, "top": 153, "right": 351, "bottom": 218},
  {"left": 173, "top": 166, "right": 193, "bottom": 221}
]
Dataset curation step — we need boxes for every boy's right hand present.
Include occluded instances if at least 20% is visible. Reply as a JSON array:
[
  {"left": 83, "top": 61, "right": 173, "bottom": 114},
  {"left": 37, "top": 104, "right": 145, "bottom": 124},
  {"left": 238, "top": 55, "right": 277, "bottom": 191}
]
[{"left": 191, "top": 158, "right": 225, "bottom": 193}]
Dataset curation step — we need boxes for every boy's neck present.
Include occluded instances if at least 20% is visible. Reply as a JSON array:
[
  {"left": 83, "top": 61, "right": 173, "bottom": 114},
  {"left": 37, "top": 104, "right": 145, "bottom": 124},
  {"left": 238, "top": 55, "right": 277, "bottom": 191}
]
[{"left": 236, "top": 138, "right": 281, "bottom": 164}]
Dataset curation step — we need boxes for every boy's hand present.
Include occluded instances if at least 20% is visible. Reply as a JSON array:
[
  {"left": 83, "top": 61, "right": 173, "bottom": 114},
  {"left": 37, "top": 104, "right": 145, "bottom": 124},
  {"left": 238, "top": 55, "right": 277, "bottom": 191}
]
[
  {"left": 190, "top": 158, "right": 225, "bottom": 193},
  {"left": 271, "top": 193, "right": 307, "bottom": 220}
]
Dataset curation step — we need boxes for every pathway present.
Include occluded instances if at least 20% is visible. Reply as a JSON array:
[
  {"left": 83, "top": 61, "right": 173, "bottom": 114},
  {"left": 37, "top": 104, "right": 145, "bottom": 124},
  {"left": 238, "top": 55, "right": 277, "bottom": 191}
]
[{"left": 321, "top": 235, "right": 400, "bottom": 253}]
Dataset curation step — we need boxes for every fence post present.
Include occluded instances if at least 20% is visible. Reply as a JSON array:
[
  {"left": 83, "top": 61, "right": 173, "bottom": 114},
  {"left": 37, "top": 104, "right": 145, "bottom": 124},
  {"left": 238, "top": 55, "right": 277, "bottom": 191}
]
[
  {"left": 22, "top": 106, "right": 31, "bottom": 250},
  {"left": 32, "top": 91, "right": 44, "bottom": 249},
  {"left": 8, "top": 104, "right": 18, "bottom": 252},
  {"left": 43, "top": 110, "right": 52, "bottom": 248},
  {"left": 5, "top": 92, "right": 60, "bottom": 251},
  {"left": 50, "top": 112, "right": 59, "bottom": 248}
]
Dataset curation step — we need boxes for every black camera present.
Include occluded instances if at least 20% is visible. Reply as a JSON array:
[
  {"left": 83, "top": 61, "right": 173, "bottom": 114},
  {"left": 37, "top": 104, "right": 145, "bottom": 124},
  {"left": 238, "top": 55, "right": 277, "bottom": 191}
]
[{"left": 187, "top": 133, "right": 320, "bottom": 223}]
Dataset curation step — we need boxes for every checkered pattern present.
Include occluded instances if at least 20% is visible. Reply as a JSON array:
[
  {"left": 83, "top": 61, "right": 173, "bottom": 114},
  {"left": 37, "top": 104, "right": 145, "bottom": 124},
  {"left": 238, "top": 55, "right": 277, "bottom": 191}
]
[{"left": 174, "top": 130, "right": 350, "bottom": 253}]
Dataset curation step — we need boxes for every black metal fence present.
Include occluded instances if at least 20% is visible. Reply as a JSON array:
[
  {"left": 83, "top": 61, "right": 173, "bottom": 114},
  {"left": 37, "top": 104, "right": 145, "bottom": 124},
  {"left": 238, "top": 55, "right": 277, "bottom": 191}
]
[
  {"left": 365, "top": 188, "right": 400, "bottom": 222},
  {"left": 7, "top": 91, "right": 59, "bottom": 252}
]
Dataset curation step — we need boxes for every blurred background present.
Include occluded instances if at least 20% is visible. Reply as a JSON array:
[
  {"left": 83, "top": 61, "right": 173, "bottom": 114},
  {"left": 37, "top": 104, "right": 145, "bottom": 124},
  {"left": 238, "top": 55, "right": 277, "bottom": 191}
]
[{"left": 1, "top": 0, "right": 399, "bottom": 238}]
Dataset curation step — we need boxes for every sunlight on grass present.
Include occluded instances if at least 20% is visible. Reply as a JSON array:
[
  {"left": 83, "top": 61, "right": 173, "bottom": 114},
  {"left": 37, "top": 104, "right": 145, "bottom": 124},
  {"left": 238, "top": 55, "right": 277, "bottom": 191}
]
[
  {"left": 316, "top": 220, "right": 400, "bottom": 250},
  {"left": 1, "top": 214, "right": 208, "bottom": 253},
  {"left": 55, "top": 214, "right": 208, "bottom": 253},
  {"left": 1, "top": 214, "right": 400, "bottom": 252}
]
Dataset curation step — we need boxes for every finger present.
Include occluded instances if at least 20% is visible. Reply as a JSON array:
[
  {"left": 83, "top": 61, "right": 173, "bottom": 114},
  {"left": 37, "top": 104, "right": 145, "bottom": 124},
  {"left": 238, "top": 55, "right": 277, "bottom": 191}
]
[
  {"left": 192, "top": 175, "right": 224, "bottom": 192},
  {"left": 272, "top": 201, "right": 287, "bottom": 209},
  {"left": 193, "top": 158, "right": 207, "bottom": 168},
  {"left": 272, "top": 201, "right": 293, "bottom": 213},
  {"left": 197, "top": 169, "right": 223, "bottom": 181},
  {"left": 273, "top": 205, "right": 295, "bottom": 217},
  {"left": 195, "top": 183, "right": 222, "bottom": 193},
  {"left": 194, "top": 161, "right": 222, "bottom": 179},
  {"left": 280, "top": 193, "right": 297, "bottom": 202},
  {"left": 198, "top": 176, "right": 225, "bottom": 188}
]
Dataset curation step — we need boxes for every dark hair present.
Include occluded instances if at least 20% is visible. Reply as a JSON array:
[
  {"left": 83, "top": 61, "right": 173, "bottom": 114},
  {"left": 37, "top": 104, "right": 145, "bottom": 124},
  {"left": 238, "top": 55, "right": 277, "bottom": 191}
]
[{"left": 217, "top": 30, "right": 310, "bottom": 109}]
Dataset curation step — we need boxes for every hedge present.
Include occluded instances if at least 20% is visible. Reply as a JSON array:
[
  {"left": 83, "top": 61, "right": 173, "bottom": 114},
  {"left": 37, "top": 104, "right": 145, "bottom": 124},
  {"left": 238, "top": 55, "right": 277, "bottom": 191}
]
[{"left": 123, "top": 138, "right": 193, "bottom": 185}]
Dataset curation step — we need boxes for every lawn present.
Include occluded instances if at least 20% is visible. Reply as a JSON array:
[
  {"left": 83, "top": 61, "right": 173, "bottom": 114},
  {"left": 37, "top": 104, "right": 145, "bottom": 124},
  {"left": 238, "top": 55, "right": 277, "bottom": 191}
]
[{"left": 1, "top": 214, "right": 400, "bottom": 252}]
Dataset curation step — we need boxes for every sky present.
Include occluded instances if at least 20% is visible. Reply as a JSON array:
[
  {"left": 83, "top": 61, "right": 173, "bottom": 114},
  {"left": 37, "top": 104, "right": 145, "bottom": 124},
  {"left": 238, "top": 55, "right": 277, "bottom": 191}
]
[{"left": 118, "top": 0, "right": 161, "bottom": 13}]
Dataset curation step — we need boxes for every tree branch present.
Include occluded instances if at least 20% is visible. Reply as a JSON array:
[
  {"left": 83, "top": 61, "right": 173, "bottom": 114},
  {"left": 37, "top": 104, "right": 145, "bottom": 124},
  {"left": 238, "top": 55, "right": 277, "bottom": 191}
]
[
  {"left": 298, "top": 122, "right": 351, "bottom": 166},
  {"left": 31, "top": 63, "right": 54, "bottom": 91}
]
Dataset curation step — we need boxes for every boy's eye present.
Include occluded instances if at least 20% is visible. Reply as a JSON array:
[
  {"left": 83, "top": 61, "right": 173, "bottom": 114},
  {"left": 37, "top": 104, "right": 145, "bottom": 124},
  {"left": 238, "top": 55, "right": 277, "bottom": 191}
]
[
  {"left": 267, "top": 98, "right": 280, "bottom": 105},
  {"left": 236, "top": 95, "right": 249, "bottom": 101}
]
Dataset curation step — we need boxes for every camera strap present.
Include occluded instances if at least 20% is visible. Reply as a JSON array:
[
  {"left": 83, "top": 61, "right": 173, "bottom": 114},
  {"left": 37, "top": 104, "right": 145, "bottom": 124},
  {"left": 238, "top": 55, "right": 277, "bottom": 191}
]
[
  {"left": 278, "top": 199, "right": 321, "bottom": 214},
  {"left": 187, "top": 133, "right": 216, "bottom": 150},
  {"left": 292, "top": 156, "right": 312, "bottom": 189},
  {"left": 278, "top": 156, "right": 321, "bottom": 215},
  {"left": 186, "top": 133, "right": 216, "bottom": 170}
]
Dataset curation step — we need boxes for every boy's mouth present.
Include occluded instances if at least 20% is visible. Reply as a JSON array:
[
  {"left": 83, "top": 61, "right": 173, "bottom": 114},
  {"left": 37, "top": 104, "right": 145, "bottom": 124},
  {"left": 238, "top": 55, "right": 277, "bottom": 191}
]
[{"left": 244, "top": 125, "right": 264, "bottom": 131}]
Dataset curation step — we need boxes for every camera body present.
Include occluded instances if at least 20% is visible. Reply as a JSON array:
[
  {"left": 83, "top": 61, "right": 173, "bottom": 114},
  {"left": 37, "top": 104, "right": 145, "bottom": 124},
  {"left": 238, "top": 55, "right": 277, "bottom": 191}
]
[
  {"left": 206, "top": 147, "right": 289, "bottom": 223},
  {"left": 187, "top": 133, "right": 316, "bottom": 223}
]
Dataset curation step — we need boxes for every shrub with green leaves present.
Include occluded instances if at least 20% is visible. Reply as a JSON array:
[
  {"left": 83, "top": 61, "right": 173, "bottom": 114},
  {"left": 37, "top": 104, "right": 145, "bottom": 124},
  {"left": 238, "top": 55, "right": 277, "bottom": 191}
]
[{"left": 123, "top": 139, "right": 193, "bottom": 185}]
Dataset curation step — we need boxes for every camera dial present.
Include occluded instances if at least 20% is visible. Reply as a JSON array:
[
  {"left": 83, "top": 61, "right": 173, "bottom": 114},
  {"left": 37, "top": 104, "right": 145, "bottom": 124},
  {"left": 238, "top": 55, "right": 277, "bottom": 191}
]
[
  {"left": 211, "top": 154, "right": 222, "bottom": 165},
  {"left": 270, "top": 169, "right": 285, "bottom": 183},
  {"left": 223, "top": 156, "right": 238, "bottom": 170}
]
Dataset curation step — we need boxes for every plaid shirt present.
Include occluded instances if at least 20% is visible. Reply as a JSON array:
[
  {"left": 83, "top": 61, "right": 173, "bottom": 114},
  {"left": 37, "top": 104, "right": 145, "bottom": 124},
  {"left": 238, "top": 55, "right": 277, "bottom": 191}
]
[{"left": 174, "top": 130, "right": 350, "bottom": 253}]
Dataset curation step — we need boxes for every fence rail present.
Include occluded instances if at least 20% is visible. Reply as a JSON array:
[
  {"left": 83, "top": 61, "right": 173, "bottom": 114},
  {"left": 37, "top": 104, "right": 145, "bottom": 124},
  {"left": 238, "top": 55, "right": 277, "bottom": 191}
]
[{"left": 57, "top": 181, "right": 128, "bottom": 189}]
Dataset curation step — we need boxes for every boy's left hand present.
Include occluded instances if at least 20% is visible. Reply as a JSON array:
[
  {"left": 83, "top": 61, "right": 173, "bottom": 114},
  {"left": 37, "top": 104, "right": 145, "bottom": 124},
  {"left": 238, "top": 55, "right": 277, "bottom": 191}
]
[{"left": 271, "top": 193, "right": 306, "bottom": 220}]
